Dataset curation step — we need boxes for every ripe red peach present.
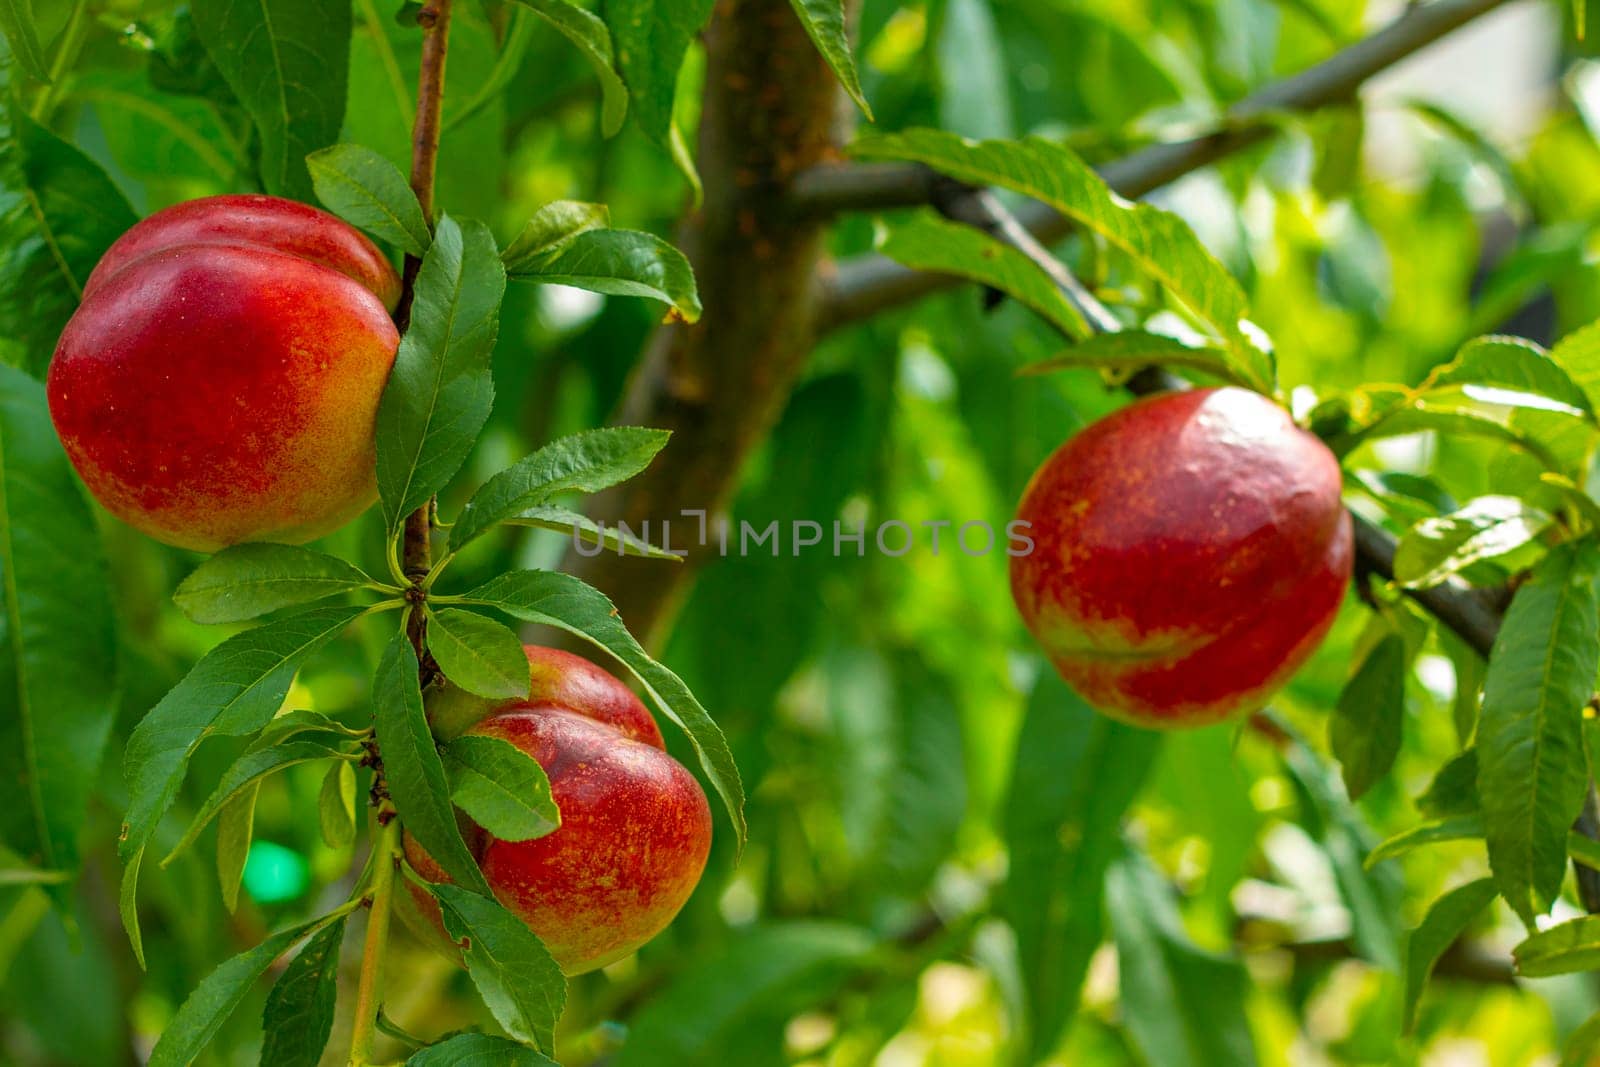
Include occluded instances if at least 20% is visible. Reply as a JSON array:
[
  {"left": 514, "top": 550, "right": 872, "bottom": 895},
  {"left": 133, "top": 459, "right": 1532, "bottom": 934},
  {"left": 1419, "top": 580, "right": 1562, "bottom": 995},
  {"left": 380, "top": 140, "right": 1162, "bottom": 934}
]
[
  {"left": 400, "top": 646, "right": 713, "bottom": 974},
  {"left": 47, "top": 194, "right": 400, "bottom": 551},
  {"left": 1010, "top": 387, "right": 1352, "bottom": 728}
]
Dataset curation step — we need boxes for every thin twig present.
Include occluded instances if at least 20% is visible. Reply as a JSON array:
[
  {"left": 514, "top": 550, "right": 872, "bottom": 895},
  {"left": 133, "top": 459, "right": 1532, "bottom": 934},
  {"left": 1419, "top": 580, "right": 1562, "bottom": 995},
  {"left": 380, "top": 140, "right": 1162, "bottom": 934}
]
[
  {"left": 810, "top": 0, "right": 1513, "bottom": 331},
  {"left": 347, "top": 815, "right": 401, "bottom": 1067}
]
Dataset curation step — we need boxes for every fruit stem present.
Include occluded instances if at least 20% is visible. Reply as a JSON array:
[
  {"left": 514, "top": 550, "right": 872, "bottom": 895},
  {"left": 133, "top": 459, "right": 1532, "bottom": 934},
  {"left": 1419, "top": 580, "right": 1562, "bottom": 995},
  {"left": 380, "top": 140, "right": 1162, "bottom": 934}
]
[{"left": 347, "top": 809, "right": 400, "bottom": 1067}]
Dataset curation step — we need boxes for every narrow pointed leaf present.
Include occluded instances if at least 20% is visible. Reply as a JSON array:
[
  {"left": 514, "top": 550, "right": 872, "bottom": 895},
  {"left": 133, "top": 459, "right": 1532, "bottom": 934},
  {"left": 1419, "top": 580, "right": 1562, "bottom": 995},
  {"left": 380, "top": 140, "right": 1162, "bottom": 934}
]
[
  {"left": 318, "top": 761, "right": 357, "bottom": 849},
  {"left": 786, "top": 0, "right": 872, "bottom": 118},
  {"left": 164, "top": 740, "right": 351, "bottom": 866},
  {"left": 506, "top": 228, "right": 700, "bottom": 322},
  {"left": 507, "top": 504, "right": 683, "bottom": 559},
  {"left": 1393, "top": 496, "right": 1551, "bottom": 590},
  {"left": 373, "top": 633, "right": 492, "bottom": 897},
  {"left": 501, "top": 200, "right": 609, "bottom": 269},
  {"left": 1366, "top": 816, "right": 1484, "bottom": 868},
  {"left": 1019, "top": 331, "right": 1241, "bottom": 383},
  {"left": 0, "top": 0, "right": 50, "bottom": 82},
  {"left": 444, "top": 734, "right": 559, "bottom": 842},
  {"left": 430, "top": 882, "right": 566, "bottom": 1054},
  {"left": 307, "top": 143, "right": 431, "bottom": 256},
  {"left": 1329, "top": 633, "right": 1406, "bottom": 799},
  {"left": 1514, "top": 914, "right": 1600, "bottom": 976},
  {"left": 1476, "top": 542, "right": 1600, "bottom": 925},
  {"left": 260, "top": 916, "right": 345, "bottom": 1067},
  {"left": 450, "top": 427, "right": 670, "bottom": 551},
  {"left": 217, "top": 784, "right": 258, "bottom": 913},
  {"left": 509, "top": 0, "right": 627, "bottom": 136},
  {"left": 1402, "top": 878, "right": 1497, "bottom": 1032},
  {"left": 407, "top": 1033, "right": 559, "bottom": 1065},
  {"left": 426, "top": 608, "right": 531, "bottom": 699},
  {"left": 174, "top": 543, "right": 379, "bottom": 624}
]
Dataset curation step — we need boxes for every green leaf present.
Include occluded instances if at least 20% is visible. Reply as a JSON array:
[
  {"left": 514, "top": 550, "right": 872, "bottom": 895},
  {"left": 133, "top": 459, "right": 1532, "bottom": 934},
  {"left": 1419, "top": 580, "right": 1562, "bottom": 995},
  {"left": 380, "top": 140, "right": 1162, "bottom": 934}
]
[
  {"left": 505, "top": 504, "right": 683, "bottom": 559},
  {"left": 1003, "top": 673, "right": 1161, "bottom": 1060},
  {"left": 1426, "top": 335, "right": 1594, "bottom": 416},
  {"left": 373, "top": 633, "right": 492, "bottom": 897},
  {"left": 253, "top": 707, "right": 369, "bottom": 749},
  {"left": 429, "top": 883, "right": 566, "bottom": 1053},
  {"left": 501, "top": 200, "right": 610, "bottom": 270},
  {"left": 260, "top": 916, "right": 345, "bottom": 1067},
  {"left": 191, "top": 0, "right": 350, "bottom": 201},
  {"left": 1477, "top": 541, "right": 1600, "bottom": 925},
  {"left": 375, "top": 214, "right": 505, "bottom": 534},
  {"left": 1402, "top": 878, "right": 1497, "bottom": 1032},
  {"left": 0, "top": 109, "right": 137, "bottom": 377},
  {"left": 461, "top": 570, "right": 746, "bottom": 846},
  {"left": 1018, "top": 330, "right": 1243, "bottom": 384},
  {"left": 163, "top": 740, "right": 352, "bottom": 866},
  {"left": 1393, "top": 496, "right": 1551, "bottom": 589},
  {"left": 1107, "top": 849, "right": 1257, "bottom": 1067},
  {"left": 449, "top": 426, "right": 670, "bottom": 552},
  {"left": 0, "top": 0, "right": 49, "bottom": 83},
  {"left": 173, "top": 543, "right": 380, "bottom": 624},
  {"left": 612, "top": 922, "right": 874, "bottom": 1067},
  {"left": 604, "top": 0, "right": 715, "bottom": 189},
  {"left": 1417, "top": 748, "right": 1480, "bottom": 819},
  {"left": 216, "top": 783, "right": 257, "bottom": 913},
  {"left": 507, "top": 227, "right": 701, "bottom": 322},
  {"left": 875, "top": 213, "right": 1089, "bottom": 340},
  {"left": 407, "top": 1034, "right": 559, "bottom": 1066},
  {"left": 119, "top": 604, "right": 363, "bottom": 952},
  {"left": 318, "top": 761, "right": 357, "bottom": 849},
  {"left": 1514, "top": 914, "right": 1600, "bottom": 976},
  {"left": 509, "top": 0, "right": 628, "bottom": 136},
  {"left": 1342, "top": 389, "right": 1591, "bottom": 473},
  {"left": 147, "top": 906, "right": 352, "bottom": 1067},
  {"left": 851, "top": 129, "right": 1274, "bottom": 393},
  {"left": 1571, "top": 829, "right": 1600, "bottom": 871},
  {"left": 0, "top": 365, "right": 117, "bottom": 895},
  {"left": 1366, "top": 815, "right": 1484, "bottom": 867},
  {"left": 786, "top": 0, "right": 871, "bottom": 118},
  {"left": 426, "top": 608, "right": 531, "bottom": 699},
  {"left": 1329, "top": 633, "right": 1406, "bottom": 800},
  {"left": 443, "top": 734, "right": 559, "bottom": 842},
  {"left": 307, "top": 143, "right": 431, "bottom": 256},
  {"left": 1564, "top": 1012, "right": 1600, "bottom": 1067},
  {"left": 1548, "top": 319, "right": 1600, "bottom": 416}
]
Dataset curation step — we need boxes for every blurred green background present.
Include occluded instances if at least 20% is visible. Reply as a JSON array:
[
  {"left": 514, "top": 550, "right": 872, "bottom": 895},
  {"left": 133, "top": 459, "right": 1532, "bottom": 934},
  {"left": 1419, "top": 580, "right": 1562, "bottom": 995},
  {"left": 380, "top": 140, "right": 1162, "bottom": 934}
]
[{"left": 5, "top": 0, "right": 1600, "bottom": 1064}]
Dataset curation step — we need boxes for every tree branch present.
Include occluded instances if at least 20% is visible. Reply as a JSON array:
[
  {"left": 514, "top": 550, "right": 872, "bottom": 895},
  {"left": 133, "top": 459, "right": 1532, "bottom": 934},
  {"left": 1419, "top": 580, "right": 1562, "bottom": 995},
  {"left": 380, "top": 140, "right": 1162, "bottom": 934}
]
[
  {"left": 811, "top": 0, "right": 1513, "bottom": 331},
  {"left": 557, "top": 0, "right": 854, "bottom": 649}
]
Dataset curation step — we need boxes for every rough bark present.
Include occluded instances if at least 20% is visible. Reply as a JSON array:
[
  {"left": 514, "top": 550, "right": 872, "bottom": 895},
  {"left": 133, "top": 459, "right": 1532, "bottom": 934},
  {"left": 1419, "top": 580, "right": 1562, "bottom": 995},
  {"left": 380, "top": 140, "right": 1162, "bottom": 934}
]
[{"left": 561, "top": 0, "right": 849, "bottom": 648}]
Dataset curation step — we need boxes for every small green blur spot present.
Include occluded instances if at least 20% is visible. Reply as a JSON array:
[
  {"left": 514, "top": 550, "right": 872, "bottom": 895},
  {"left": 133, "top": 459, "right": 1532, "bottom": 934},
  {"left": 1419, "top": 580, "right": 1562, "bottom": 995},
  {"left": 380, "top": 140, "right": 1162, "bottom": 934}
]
[{"left": 242, "top": 841, "right": 310, "bottom": 904}]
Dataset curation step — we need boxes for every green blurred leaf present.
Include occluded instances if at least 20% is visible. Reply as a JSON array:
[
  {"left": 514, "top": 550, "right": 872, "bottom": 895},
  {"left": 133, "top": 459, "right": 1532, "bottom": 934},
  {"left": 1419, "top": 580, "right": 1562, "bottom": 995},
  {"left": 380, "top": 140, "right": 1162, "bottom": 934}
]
[
  {"left": 1366, "top": 816, "right": 1484, "bottom": 867},
  {"left": 216, "top": 784, "right": 258, "bottom": 913},
  {"left": 1394, "top": 496, "right": 1551, "bottom": 590},
  {"left": 443, "top": 733, "right": 559, "bottom": 842},
  {"left": 1018, "top": 330, "right": 1243, "bottom": 384},
  {"left": 506, "top": 504, "right": 683, "bottom": 559},
  {"left": 1477, "top": 541, "right": 1600, "bottom": 925},
  {"left": 852, "top": 129, "right": 1275, "bottom": 393},
  {"left": 1514, "top": 914, "right": 1600, "bottom": 976},
  {"left": 373, "top": 633, "right": 492, "bottom": 897},
  {"left": 174, "top": 543, "right": 381, "bottom": 625},
  {"left": 0, "top": 109, "right": 137, "bottom": 377},
  {"left": 1427, "top": 336, "right": 1592, "bottom": 416},
  {"left": 1563, "top": 1011, "right": 1600, "bottom": 1067},
  {"left": 260, "top": 916, "right": 345, "bottom": 1067},
  {"left": 1569, "top": 829, "right": 1600, "bottom": 871},
  {"left": 163, "top": 740, "right": 353, "bottom": 866},
  {"left": 1417, "top": 748, "right": 1480, "bottom": 819},
  {"left": 507, "top": 227, "right": 701, "bottom": 322},
  {"left": 1401, "top": 877, "right": 1497, "bottom": 1032},
  {"left": 118, "top": 604, "right": 364, "bottom": 958},
  {"left": 318, "top": 761, "right": 357, "bottom": 849},
  {"left": 407, "top": 1034, "right": 558, "bottom": 1065},
  {"left": 501, "top": 200, "right": 609, "bottom": 268},
  {"left": 376, "top": 214, "right": 505, "bottom": 533},
  {"left": 147, "top": 905, "right": 353, "bottom": 1066},
  {"left": 0, "top": 364, "right": 117, "bottom": 900},
  {"left": 1329, "top": 632, "right": 1406, "bottom": 800},
  {"left": 461, "top": 570, "right": 746, "bottom": 846},
  {"left": 1107, "top": 848, "right": 1257, "bottom": 1067},
  {"left": 787, "top": 0, "right": 872, "bottom": 119},
  {"left": 511, "top": 0, "right": 628, "bottom": 136},
  {"left": 1003, "top": 672, "right": 1160, "bottom": 1059},
  {"left": 430, "top": 882, "right": 566, "bottom": 1054},
  {"left": 1552, "top": 319, "right": 1600, "bottom": 416},
  {"left": 426, "top": 608, "right": 531, "bottom": 699},
  {"left": 255, "top": 708, "right": 370, "bottom": 749},
  {"left": 613, "top": 922, "right": 874, "bottom": 1067},
  {"left": 450, "top": 426, "right": 670, "bottom": 551},
  {"left": 307, "top": 143, "right": 431, "bottom": 256},
  {"left": 604, "top": 0, "right": 714, "bottom": 189},
  {"left": 0, "top": 0, "right": 49, "bottom": 83},
  {"left": 876, "top": 213, "right": 1088, "bottom": 339},
  {"left": 192, "top": 0, "right": 350, "bottom": 201}
]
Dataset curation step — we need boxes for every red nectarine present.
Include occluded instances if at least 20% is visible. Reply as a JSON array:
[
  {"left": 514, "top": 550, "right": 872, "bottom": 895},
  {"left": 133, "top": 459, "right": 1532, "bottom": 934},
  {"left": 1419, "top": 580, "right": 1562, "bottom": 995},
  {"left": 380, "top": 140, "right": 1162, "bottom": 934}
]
[
  {"left": 1010, "top": 387, "right": 1352, "bottom": 728},
  {"left": 48, "top": 194, "right": 401, "bottom": 551}
]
